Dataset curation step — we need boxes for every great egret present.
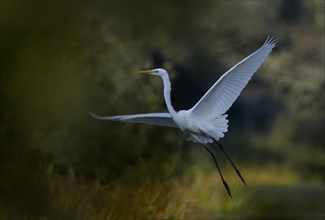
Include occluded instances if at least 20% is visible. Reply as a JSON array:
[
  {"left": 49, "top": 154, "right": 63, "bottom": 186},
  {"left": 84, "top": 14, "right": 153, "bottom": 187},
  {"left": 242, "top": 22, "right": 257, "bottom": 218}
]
[{"left": 91, "top": 36, "right": 277, "bottom": 197}]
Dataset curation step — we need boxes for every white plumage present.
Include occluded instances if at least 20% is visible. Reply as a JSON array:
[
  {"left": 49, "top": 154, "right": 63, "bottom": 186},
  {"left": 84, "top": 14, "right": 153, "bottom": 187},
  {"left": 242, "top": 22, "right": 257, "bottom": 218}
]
[
  {"left": 91, "top": 36, "right": 277, "bottom": 197},
  {"left": 91, "top": 36, "right": 276, "bottom": 143}
]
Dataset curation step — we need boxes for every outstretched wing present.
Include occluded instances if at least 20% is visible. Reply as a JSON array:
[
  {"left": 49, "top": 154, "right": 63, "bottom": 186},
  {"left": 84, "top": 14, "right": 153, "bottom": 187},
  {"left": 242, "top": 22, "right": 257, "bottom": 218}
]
[
  {"left": 90, "top": 112, "right": 179, "bottom": 128},
  {"left": 190, "top": 36, "right": 277, "bottom": 119}
]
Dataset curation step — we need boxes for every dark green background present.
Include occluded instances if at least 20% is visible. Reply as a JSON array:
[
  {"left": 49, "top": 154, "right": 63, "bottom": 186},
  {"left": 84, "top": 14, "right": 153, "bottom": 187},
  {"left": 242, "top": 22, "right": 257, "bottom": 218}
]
[{"left": 1, "top": 1, "right": 324, "bottom": 219}]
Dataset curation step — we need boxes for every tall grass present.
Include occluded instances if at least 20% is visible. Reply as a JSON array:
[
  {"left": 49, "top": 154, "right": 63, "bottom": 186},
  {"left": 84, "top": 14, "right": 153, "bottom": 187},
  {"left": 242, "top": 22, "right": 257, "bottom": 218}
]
[{"left": 18, "top": 160, "right": 320, "bottom": 220}]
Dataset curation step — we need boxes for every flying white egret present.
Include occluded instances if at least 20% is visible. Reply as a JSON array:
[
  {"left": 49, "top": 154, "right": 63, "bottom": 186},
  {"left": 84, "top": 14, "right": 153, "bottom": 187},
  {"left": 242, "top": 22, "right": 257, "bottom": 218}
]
[{"left": 90, "top": 36, "right": 277, "bottom": 197}]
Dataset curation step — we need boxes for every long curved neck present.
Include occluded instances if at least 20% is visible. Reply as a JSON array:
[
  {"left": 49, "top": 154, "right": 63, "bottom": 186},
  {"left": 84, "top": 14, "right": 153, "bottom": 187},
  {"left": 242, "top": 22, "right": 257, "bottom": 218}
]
[{"left": 160, "top": 74, "right": 177, "bottom": 118}]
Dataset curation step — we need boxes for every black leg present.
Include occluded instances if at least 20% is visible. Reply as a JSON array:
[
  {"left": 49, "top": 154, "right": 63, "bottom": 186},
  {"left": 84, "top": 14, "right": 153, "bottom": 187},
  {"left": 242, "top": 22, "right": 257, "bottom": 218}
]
[
  {"left": 199, "top": 143, "right": 232, "bottom": 198},
  {"left": 214, "top": 140, "right": 246, "bottom": 185}
]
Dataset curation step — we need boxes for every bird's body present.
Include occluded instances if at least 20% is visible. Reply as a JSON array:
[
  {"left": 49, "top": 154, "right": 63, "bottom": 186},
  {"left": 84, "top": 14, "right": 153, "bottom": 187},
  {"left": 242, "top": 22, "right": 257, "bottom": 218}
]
[{"left": 91, "top": 36, "right": 277, "bottom": 197}]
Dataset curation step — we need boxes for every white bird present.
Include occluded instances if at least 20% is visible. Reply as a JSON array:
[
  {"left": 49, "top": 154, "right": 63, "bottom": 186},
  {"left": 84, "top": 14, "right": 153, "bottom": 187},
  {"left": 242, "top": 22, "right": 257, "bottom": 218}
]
[{"left": 91, "top": 36, "right": 277, "bottom": 197}]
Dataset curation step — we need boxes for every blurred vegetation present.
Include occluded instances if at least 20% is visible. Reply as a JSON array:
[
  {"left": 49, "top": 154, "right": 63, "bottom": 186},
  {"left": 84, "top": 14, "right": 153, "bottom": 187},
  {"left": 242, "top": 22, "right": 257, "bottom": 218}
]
[{"left": 0, "top": 0, "right": 324, "bottom": 219}]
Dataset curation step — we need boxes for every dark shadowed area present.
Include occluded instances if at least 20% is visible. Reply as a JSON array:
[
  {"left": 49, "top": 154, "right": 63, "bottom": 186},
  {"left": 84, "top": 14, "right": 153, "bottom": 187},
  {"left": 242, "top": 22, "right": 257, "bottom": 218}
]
[{"left": 0, "top": 1, "right": 324, "bottom": 219}]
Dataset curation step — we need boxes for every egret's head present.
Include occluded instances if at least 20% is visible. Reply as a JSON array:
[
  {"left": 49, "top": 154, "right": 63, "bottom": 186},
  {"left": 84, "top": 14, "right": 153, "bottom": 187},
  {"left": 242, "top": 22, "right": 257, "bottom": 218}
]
[{"left": 139, "top": 68, "right": 168, "bottom": 77}]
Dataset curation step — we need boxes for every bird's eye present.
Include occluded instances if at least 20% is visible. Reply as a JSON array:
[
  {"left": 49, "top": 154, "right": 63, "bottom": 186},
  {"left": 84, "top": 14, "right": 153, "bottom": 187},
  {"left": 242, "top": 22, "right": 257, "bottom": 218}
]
[{"left": 154, "top": 70, "right": 159, "bottom": 73}]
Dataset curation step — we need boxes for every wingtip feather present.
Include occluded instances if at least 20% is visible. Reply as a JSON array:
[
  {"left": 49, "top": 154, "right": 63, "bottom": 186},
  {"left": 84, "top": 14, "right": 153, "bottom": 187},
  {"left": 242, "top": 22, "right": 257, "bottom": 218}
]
[{"left": 264, "top": 35, "right": 278, "bottom": 47}]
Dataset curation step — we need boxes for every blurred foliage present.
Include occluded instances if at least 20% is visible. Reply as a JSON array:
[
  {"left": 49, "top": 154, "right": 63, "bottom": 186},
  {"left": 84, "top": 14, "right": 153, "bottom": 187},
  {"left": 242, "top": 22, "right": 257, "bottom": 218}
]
[{"left": 0, "top": 0, "right": 324, "bottom": 219}]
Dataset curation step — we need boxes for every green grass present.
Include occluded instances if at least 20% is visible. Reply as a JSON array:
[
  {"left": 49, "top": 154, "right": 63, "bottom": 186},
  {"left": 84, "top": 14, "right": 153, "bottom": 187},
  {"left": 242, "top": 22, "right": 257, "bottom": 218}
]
[
  {"left": 6, "top": 162, "right": 318, "bottom": 220},
  {"left": 1, "top": 137, "right": 324, "bottom": 220}
]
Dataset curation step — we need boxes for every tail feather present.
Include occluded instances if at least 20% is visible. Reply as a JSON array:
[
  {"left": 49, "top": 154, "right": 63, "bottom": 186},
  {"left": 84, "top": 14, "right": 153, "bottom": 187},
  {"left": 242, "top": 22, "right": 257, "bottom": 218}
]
[
  {"left": 187, "top": 114, "right": 229, "bottom": 143},
  {"left": 210, "top": 114, "right": 229, "bottom": 141}
]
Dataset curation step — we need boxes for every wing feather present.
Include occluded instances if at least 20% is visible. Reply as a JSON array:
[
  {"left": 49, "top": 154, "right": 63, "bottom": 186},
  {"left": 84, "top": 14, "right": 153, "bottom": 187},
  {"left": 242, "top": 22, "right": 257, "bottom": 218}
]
[
  {"left": 90, "top": 112, "right": 179, "bottom": 128},
  {"left": 190, "top": 36, "right": 277, "bottom": 119}
]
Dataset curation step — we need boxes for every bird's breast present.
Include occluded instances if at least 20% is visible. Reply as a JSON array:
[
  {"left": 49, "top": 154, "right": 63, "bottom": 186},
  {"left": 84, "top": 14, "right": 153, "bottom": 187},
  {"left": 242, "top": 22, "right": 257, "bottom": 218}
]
[{"left": 176, "top": 110, "right": 204, "bottom": 134}]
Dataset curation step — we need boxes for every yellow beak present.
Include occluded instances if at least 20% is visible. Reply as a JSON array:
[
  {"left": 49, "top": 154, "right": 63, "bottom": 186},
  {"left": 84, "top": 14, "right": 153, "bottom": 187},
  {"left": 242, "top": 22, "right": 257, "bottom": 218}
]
[{"left": 138, "top": 70, "right": 154, "bottom": 75}]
